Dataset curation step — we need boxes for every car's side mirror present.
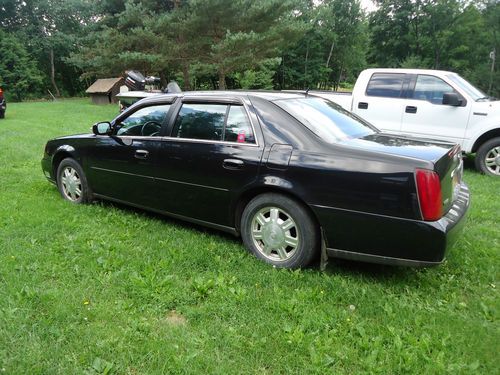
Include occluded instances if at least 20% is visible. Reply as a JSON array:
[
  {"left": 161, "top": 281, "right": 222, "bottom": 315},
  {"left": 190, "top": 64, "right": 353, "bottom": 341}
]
[
  {"left": 92, "top": 121, "right": 112, "bottom": 135},
  {"left": 442, "top": 92, "right": 462, "bottom": 106}
]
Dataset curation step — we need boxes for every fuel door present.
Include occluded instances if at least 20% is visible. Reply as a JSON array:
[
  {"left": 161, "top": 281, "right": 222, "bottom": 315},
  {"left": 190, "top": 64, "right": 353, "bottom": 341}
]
[{"left": 266, "top": 143, "right": 293, "bottom": 170}]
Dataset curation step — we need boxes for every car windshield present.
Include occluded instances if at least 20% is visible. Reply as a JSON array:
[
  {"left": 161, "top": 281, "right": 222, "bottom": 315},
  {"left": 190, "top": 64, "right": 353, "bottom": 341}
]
[
  {"left": 274, "top": 97, "right": 377, "bottom": 143},
  {"left": 446, "top": 74, "right": 487, "bottom": 101}
]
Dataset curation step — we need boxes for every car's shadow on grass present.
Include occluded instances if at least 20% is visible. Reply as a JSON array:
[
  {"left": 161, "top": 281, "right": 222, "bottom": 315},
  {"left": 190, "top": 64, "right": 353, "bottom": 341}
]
[
  {"left": 89, "top": 198, "right": 431, "bottom": 285},
  {"left": 92, "top": 198, "right": 242, "bottom": 243},
  {"left": 320, "top": 257, "right": 430, "bottom": 285}
]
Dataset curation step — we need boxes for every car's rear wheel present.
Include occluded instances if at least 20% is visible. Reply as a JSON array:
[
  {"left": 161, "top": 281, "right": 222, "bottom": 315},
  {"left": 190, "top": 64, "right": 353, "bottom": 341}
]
[
  {"left": 241, "top": 193, "right": 319, "bottom": 268},
  {"left": 56, "top": 158, "right": 92, "bottom": 203},
  {"left": 475, "top": 137, "right": 500, "bottom": 176}
]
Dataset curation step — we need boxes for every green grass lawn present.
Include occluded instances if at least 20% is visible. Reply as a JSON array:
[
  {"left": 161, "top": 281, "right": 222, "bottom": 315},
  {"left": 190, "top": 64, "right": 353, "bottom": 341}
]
[{"left": 0, "top": 99, "right": 498, "bottom": 374}]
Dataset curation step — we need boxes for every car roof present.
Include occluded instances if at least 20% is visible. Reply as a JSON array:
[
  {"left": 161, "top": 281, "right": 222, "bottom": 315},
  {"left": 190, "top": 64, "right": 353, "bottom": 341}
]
[
  {"left": 363, "top": 68, "right": 455, "bottom": 76},
  {"left": 137, "top": 90, "right": 308, "bottom": 105}
]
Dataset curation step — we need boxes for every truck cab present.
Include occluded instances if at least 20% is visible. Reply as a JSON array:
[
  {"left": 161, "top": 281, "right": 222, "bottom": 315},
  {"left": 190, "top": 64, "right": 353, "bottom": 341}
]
[{"left": 315, "top": 69, "right": 500, "bottom": 176}]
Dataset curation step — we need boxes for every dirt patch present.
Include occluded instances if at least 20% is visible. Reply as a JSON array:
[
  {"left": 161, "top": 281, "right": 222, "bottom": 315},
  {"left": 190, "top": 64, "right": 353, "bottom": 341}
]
[{"left": 165, "top": 310, "right": 187, "bottom": 326}]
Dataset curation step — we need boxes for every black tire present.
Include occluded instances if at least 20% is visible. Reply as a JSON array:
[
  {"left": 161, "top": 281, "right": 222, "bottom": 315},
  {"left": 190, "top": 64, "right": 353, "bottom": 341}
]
[
  {"left": 475, "top": 137, "right": 500, "bottom": 176},
  {"left": 241, "top": 193, "right": 319, "bottom": 269},
  {"left": 0, "top": 111, "right": 4, "bottom": 119},
  {"left": 56, "top": 158, "right": 93, "bottom": 203}
]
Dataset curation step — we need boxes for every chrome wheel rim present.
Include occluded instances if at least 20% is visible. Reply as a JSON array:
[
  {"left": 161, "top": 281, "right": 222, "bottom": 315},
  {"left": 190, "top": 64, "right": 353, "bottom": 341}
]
[
  {"left": 61, "top": 166, "right": 82, "bottom": 201},
  {"left": 251, "top": 207, "right": 299, "bottom": 262},
  {"left": 484, "top": 146, "right": 500, "bottom": 175}
]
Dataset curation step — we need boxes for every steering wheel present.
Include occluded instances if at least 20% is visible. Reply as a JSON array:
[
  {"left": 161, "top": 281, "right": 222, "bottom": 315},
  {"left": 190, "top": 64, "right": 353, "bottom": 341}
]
[{"left": 140, "top": 121, "right": 162, "bottom": 136}]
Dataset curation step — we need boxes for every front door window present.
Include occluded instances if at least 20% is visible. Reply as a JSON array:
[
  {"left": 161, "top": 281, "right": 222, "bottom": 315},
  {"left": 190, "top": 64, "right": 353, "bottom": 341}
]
[
  {"left": 412, "top": 75, "right": 456, "bottom": 105},
  {"left": 115, "top": 104, "right": 171, "bottom": 136}
]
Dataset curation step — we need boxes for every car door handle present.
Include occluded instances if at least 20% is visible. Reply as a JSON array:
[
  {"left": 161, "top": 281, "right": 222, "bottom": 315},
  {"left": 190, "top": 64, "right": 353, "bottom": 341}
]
[
  {"left": 358, "top": 102, "right": 368, "bottom": 109},
  {"left": 223, "top": 159, "right": 244, "bottom": 170},
  {"left": 134, "top": 149, "right": 149, "bottom": 159},
  {"left": 405, "top": 106, "right": 417, "bottom": 114}
]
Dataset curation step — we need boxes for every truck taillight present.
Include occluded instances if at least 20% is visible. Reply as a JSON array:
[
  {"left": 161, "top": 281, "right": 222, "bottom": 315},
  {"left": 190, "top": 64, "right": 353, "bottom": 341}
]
[
  {"left": 416, "top": 168, "right": 442, "bottom": 221},
  {"left": 0, "top": 88, "right": 3, "bottom": 100}
]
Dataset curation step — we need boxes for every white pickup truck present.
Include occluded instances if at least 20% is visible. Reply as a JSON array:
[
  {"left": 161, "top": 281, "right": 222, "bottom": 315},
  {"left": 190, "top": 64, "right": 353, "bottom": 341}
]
[{"left": 311, "top": 68, "right": 500, "bottom": 176}]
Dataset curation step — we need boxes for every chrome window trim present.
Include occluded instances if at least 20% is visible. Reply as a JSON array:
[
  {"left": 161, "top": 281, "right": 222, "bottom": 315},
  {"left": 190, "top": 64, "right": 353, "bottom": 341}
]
[
  {"left": 163, "top": 136, "right": 260, "bottom": 147},
  {"left": 113, "top": 135, "right": 260, "bottom": 147},
  {"left": 113, "top": 135, "right": 165, "bottom": 141}
]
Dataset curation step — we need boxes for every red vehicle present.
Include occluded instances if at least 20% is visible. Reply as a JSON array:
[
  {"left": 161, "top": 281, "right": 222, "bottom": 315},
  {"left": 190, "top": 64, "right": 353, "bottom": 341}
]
[{"left": 0, "top": 86, "right": 6, "bottom": 119}]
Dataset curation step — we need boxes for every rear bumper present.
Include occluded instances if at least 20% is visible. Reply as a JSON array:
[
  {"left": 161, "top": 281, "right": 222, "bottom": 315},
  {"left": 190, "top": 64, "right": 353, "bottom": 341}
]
[{"left": 312, "top": 183, "right": 470, "bottom": 267}]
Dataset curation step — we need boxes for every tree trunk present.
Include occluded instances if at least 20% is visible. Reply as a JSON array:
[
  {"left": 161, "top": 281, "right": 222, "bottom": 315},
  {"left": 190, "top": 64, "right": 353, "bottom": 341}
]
[
  {"left": 336, "top": 66, "right": 343, "bottom": 91},
  {"left": 159, "top": 71, "right": 168, "bottom": 88},
  {"left": 325, "top": 41, "right": 334, "bottom": 68},
  {"left": 434, "top": 48, "right": 440, "bottom": 69},
  {"left": 304, "top": 41, "right": 309, "bottom": 89},
  {"left": 281, "top": 54, "right": 285, "bottom": 89},
  {"left": 182, "top": 64, "right": 191, "bottom": 91},
  {"left": 218, "top": 69, "right": 226, "bottom": 90},
  {"left": 49, "top": 48, "right": 60, "bottom": 97}
]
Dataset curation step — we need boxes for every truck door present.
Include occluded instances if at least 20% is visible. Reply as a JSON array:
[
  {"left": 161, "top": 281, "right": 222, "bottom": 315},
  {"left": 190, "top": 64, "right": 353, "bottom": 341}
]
[
  {"left": 400, "top": 74, "right": 470, "bottom": 146},
  {"left": 352, "top": 72, "right": 408, "bottom": 133}
]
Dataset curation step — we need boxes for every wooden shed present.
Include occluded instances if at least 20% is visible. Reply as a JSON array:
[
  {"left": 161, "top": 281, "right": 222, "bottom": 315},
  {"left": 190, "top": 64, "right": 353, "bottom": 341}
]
[{"left": 86, "top": 77, "right": 124, "bottom": 105}]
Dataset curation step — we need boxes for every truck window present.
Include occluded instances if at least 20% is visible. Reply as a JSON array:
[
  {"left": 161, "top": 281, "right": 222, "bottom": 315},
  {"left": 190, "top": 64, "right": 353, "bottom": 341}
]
[
  {"left": 447, "top": 74, "right": 486, "bottom": 101},
  {"left": 412, "top": 75, "right": 455, "bottom": 105},
  {"left": 366, "top": 73, "right": 405, "bottom": 98}
]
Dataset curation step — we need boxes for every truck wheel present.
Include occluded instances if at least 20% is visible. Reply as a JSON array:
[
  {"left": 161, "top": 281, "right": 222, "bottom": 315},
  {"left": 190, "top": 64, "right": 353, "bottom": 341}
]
[
  {"left": 475, "top": 137, "right": 500, "bottom": 176},
  {"left": 241, "top": 193, "right": 319, "bottom": 269}
]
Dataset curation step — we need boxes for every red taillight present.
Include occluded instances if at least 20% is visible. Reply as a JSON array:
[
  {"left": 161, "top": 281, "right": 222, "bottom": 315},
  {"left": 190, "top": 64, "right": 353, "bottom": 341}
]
[
  {"left": 415, "top": 168, "right": 442, "bottom": 221},
  {"left": 0, "top": 88, "right": 3, "bottom": 100}
]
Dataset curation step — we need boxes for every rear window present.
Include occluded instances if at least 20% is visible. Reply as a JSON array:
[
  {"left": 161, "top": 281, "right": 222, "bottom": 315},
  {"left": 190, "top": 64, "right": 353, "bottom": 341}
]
[
  {"left": 274, "top": 98, "right": 377, "bottom": 143},
  {"left": 366, "top": 73, "right": 405, "bottom": 98}
]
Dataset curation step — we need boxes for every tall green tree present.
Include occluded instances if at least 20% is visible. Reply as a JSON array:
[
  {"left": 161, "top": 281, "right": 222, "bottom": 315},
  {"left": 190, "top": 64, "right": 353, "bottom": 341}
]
[
  {"left": 368, "top": 0, "right": 498, "bottom": 94},
  {"left": 69, "top": 0, "right": 179, "bottom": 84},
  {"left": 177, "top": 0, "right": 305, "bottom": 89},
  {"left": 279, "top": 0, "right": 366, "bottom": 90},
  {"left": 0, "top": 30, "right": 43, "bottom": 100},
  {"left": 1, "top": 0, "right": 95, "bottom": 97}
]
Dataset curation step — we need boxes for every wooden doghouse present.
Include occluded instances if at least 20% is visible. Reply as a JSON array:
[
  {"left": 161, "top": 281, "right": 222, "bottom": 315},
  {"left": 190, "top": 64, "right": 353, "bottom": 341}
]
[{"left": 86, "top": 78, "right": 124, "bottom": 104}]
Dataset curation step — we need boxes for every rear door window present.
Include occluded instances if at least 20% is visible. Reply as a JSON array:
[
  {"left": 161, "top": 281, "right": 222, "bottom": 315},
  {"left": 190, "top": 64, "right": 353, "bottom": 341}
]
[
  {"left": 224, "top": 105, "right": 255, "bottom": 144},
  {"left": 366, "top": 73, "right": 405, "bottom": 98},
  {"left": 172, "top": 103, "right": 256, "bottom": 144},
  {"left": 172, "top": 103, "right": 226, "bottom": 141}
]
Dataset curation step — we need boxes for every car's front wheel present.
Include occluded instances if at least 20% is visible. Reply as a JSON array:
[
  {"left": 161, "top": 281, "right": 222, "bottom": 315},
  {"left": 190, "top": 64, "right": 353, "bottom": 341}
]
[
  {"left": 241, "top": 193, "right": 319, "bottom": 269},
  {"left": 56, "top": 158, "right": 93, "bottom": 203},
  {"left": 475, "top": 137, "right": 500, "bottom": 176}
]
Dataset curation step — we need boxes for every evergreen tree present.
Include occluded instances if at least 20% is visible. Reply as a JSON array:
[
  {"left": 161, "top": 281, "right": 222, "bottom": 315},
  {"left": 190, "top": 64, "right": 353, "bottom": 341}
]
[{"left": 0, "top": 30, "right": 43, "bottom": 100}]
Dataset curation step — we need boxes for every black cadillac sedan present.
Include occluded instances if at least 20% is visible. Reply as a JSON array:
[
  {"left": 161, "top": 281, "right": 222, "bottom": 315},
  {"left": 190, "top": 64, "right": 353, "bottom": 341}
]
[{"left": 41, "top": 91, "right": 469, "bottom": 268}]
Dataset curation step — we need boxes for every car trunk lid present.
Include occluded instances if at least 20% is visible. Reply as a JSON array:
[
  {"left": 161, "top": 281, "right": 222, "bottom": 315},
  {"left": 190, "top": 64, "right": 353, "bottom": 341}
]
[{"left": 342, "top": 133, "right": 463, "bottom": 219}]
